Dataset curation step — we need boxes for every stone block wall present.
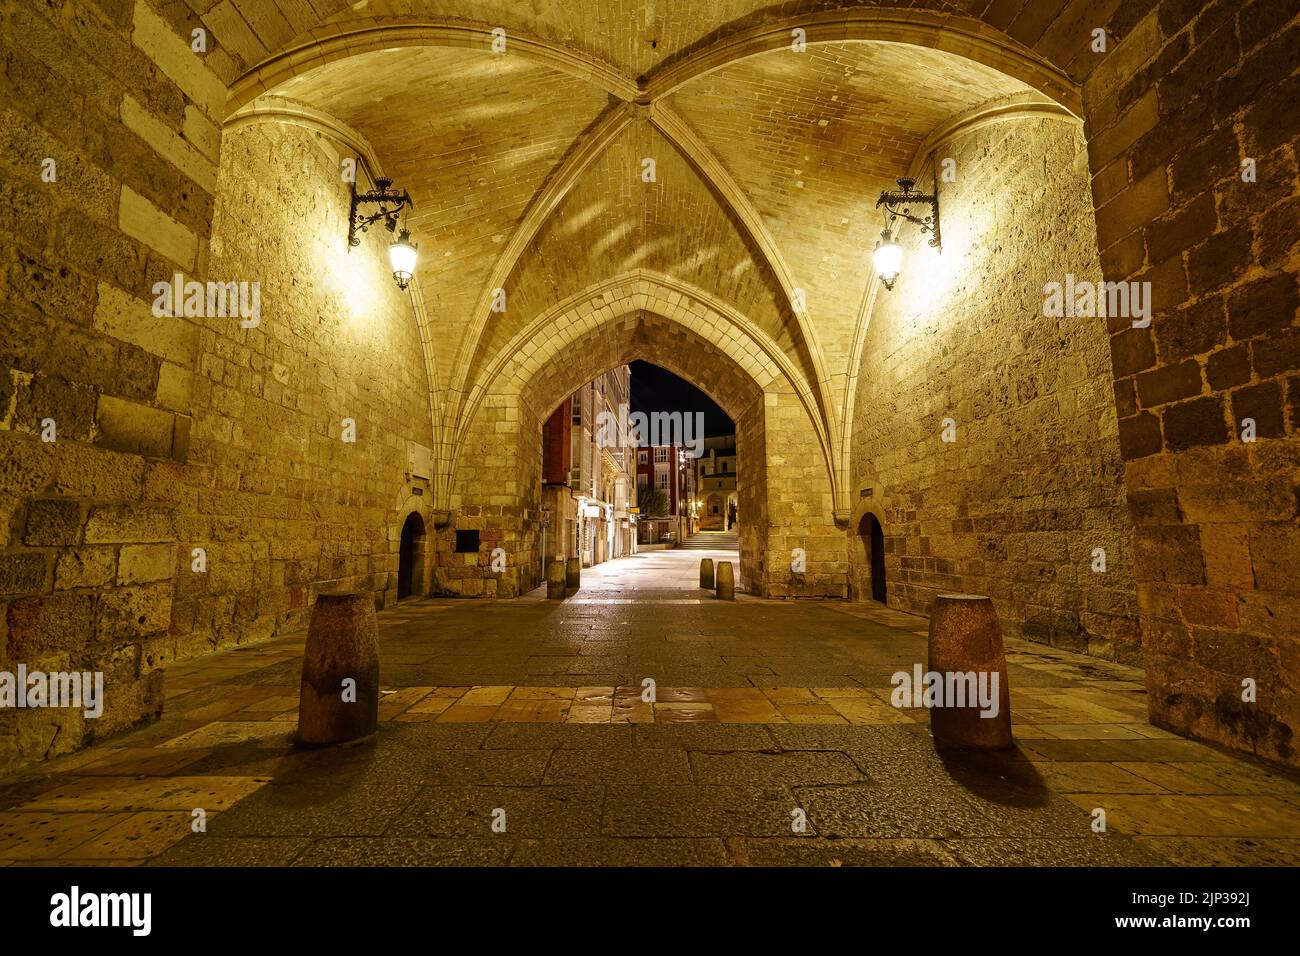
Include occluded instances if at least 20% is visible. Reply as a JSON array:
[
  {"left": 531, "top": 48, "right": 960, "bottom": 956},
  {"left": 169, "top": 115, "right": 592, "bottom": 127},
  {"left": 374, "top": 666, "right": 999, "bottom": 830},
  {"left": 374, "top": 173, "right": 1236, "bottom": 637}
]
[
  {"left": 438, "top": 390, "right": 538, "bottom": 599},
  {"left": 849, "top": 117, "right": 1140, "bottom": 663},
  {"left": 734, "top": 390, "right": 767, "bottom": 594},
  {"left": 763, "top": 386, "right": 845, "bottom": 598},
  {"left": 1083, "top": 0, "right": 1300, "bottom": 764},
  {"left": 0, "top": 0, "right": 226, "bottom": 769},
  {"left": 168, "top": 120, "right": 436, "bottom": 654}
]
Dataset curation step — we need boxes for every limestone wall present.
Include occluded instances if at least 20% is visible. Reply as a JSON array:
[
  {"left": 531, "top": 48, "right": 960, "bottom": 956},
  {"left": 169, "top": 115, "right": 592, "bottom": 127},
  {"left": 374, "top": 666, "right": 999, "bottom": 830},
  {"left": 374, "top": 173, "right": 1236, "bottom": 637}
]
[
  {"left": 169, "top": 120, "right": 436, "bottom": 653},
  {"left": 0, "top": 0, "right": 227, "bottom": 768},
  {"left": 763, "top": 385, "right": 845, "bottom": 598},
  {"left": 435, "top": 392, "right": 540, "bottom": 599},
  {"left": 1082, "top": 1, "right": 1300, "bottom": 764},
  {"left": 849, "top": 118, "right": 1140, "bottom": 663}
]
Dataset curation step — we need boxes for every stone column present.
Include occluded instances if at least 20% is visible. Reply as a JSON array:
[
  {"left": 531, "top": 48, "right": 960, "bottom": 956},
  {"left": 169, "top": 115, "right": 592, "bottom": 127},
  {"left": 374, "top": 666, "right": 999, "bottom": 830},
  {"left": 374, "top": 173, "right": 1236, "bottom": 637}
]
[
  {"left": 565, "top": 557, "right": 581, "bottom": 590},
  {"left": 297, "top": 593, "right": 379, "bottom": 746},
  {"left": 546, "top": 559, "right": 567, "bottom": 599},
  {"left": 716, "top": 561, "right": 735, "bottom": 600},
  {"left": 927, "top": 593, "right": 1012, "bottom": 748}
]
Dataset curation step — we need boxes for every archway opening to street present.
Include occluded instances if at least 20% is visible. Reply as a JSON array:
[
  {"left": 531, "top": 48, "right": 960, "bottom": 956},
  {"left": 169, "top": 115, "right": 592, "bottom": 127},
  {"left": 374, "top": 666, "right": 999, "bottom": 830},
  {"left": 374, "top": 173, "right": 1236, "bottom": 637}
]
[
  {"left": 534, "top": 351, "right": 745, "bottom": 592},
  {"left": 443, "top": 295, "right": 795, "bottom": 597}
]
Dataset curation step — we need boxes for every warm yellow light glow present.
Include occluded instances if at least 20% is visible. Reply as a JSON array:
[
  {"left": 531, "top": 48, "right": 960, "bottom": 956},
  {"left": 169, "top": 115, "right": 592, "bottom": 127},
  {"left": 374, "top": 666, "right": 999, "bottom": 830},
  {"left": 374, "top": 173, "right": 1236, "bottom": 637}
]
[
  {"left": 873, "top": 231, "right": 903, "bottom": 289},
  {"left": 390, "top": 229, "right": 418, "bottom": 290},
  {"left": 323, "top": 234, "right": 375, "bottom": 325}
]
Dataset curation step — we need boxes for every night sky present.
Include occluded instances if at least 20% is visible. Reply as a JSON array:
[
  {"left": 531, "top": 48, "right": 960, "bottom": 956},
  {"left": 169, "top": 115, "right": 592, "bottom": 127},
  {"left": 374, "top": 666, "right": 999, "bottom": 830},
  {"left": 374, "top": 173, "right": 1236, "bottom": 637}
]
[{"left": 629, "top": 360, "right": 734, "bottom": 437}]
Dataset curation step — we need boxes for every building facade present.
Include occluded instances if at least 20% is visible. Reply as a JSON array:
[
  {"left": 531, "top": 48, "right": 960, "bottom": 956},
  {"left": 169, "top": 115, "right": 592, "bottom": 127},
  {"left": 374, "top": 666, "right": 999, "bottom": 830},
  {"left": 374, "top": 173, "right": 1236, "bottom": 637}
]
[
  {"left": 540, "top": 367, "right": 636, "bottom": 572},
  {"left": 695, "top": 435, "right": 737, "bottom": 531},
  {"left": 635, "top": 443, "right": 697, "bottom": 546}
]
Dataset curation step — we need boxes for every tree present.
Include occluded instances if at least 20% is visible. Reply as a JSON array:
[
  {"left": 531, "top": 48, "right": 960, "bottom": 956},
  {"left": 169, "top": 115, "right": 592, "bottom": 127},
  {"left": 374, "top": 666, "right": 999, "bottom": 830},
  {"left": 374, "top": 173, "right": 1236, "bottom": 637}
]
[{"left": 638, "top": 487, "right": 668, "bottom": 517}]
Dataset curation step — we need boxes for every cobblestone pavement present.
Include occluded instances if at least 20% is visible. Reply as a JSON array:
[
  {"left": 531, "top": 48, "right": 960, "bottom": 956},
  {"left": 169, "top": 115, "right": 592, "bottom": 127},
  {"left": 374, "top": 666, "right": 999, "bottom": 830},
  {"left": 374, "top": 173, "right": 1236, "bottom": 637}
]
[{"left": 2, "top": 549, "right": 1298, "bottom": 867}]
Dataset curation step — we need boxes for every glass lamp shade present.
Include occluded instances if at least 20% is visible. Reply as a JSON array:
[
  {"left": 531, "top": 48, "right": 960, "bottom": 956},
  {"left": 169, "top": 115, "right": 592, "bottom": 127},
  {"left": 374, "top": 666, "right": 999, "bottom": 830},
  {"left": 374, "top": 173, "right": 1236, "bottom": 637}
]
[
  {"left": 389, "top": 229, "right": 418, "bottom": 290},
  {"left": 873, "top": 231, "right": 903, "bottom": 290}
]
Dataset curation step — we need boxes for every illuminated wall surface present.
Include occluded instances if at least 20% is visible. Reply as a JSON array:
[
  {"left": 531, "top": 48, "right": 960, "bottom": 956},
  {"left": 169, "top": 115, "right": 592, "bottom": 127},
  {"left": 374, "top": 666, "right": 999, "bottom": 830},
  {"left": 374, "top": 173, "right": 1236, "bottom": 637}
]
[{"left": 0, "top": 0, "right": 1297, "bottom": 789}]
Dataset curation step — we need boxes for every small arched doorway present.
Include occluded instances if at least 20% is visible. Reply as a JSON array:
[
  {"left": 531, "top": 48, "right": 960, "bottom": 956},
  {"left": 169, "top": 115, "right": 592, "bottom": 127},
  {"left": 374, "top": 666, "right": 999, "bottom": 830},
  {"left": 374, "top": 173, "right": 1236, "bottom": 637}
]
[
  {"left": 398, "top": 511, "right": 425, "bottom": 600},
  {"left": 860, "top": 513, "right": 887, "bottom": 604}
]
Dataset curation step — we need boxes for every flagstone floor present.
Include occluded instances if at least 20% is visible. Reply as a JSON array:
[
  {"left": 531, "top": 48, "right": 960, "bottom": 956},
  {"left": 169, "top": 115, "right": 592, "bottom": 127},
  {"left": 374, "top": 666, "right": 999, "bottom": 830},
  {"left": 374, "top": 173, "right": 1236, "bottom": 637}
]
[{"left": 2, "top": 548, "right": 1298, "bottom": 867}]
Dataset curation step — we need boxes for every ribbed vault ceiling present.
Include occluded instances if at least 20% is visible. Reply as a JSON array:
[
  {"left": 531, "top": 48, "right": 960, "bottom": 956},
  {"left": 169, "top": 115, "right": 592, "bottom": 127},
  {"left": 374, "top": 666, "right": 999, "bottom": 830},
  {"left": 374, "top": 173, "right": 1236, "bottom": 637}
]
[
  {"left": 203, "top": 1, "right": 1087, "bottom": 511},
  {"left": 253, "top": 32, "right": 1037, "bottom": 410}
]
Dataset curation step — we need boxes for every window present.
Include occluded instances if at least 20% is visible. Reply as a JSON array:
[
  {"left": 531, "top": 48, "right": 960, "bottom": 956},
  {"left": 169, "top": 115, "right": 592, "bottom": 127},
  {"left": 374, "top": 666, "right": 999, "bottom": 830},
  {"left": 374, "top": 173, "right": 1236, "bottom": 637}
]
[
  {"left": 654, "top": 447, "right": 668, "bottom": 463},
  {"left": 657, "top": 472, "right": 668, "bottom": 490},
  {"left": 637, "top": 473, "right": 648, "bottom": 488},
  {"left": 455, "top": 530, "right": 480, "bottom": 553},
  {"left": 638, "top": 450, "right": 647, "bottom": 464}
]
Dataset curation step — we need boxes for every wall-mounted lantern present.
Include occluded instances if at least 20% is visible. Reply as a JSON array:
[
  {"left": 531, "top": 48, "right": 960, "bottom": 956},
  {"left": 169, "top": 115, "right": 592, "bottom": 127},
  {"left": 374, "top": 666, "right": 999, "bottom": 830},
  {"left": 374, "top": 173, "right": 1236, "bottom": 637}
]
[
  {"left": 388, "top": 229, "right": 418, "bottom": 291},
  {"left": 348, "top": 175, "right": 418, "bottom": 291},
  {"left": 873, "top": 177, "right": 941, "bottom": 291}
]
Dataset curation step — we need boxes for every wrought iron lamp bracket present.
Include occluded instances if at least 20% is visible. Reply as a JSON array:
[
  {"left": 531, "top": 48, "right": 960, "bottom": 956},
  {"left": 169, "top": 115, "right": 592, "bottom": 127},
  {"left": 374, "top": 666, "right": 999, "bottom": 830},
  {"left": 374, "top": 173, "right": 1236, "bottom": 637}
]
[
  {"left": 875, "top": 177, "right": 941, "bottom": 252},
  {"left": 348, "top": 176, "right": 415, "bottom": 249}
]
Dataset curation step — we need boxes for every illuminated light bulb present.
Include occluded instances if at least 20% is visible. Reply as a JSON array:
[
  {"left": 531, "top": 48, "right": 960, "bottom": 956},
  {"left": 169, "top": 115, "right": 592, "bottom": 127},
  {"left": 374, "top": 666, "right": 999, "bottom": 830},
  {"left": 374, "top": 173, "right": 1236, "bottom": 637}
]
[
  {"left": 389, "top": 228, "right": 418, "bottom": 291},
  {"left": 873, "top": 229, "right": 903, "bottom": 291}
]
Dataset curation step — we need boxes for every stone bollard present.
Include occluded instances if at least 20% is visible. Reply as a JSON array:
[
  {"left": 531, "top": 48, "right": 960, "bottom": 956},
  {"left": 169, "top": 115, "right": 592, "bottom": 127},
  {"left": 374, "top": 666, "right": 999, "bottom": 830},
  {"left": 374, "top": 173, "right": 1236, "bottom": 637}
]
[
  {"left": 297, "top": 593, "right": 379, "bottom": 747},
  {"left": 546, "top": 559, "right": 567, "bottom": 600},
  {"left": 927, "top": 593, "right": 1012, "bottom": 748},
  {"left": 715, "top": 561, "right": 735, "bottom": 600},
  {"left": 565, "top": 557, "right": 581, "bottom": 590},
  {"left": 699, "top": 557, "right": 714, "bottom": 589}
]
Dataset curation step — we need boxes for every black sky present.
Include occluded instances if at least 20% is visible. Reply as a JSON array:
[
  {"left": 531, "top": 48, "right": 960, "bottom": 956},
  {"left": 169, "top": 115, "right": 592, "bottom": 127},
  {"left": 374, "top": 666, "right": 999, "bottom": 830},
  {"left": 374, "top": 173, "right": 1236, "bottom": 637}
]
[{"left": 628, "top": 360, "right": 734, "bottom": 437}]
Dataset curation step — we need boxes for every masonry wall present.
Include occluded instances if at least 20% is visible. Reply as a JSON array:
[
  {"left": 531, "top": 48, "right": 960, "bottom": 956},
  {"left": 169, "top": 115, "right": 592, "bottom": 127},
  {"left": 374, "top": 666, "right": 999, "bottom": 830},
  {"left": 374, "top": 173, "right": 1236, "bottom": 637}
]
[
  {"left": 0, "top": 0, "right": 226, "bottom": 769},
  {"left": 850, "top": 118, "right": 1140, "bottom": 663},
  {"left": 167, "top": 120, "right": 436, "bottom": 653},
  {"left": 735, "top": 393, "right": 766, "bottom": 594},
  {"left": 763, "top": 386, "right": 845, "bottom": 598},
  {"left": 1083, "top": 0, "right": 1300, "bottom": 765},
  {"left": 437, "top": 389, "right": 537, "bottom": 599}
]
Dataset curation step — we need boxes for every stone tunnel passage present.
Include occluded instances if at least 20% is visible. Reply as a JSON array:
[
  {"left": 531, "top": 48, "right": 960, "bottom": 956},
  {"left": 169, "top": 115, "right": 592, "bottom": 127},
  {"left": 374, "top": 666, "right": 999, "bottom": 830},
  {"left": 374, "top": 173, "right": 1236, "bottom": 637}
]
[{"left": 1, "top": 0, "right": 1298, "bottom": 869}]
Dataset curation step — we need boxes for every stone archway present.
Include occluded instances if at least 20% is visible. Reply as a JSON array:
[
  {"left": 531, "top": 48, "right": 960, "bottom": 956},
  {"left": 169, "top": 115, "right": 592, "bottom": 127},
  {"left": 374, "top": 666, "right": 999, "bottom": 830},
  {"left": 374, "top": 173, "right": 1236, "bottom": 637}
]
[
  {"left": 440, "top": 274, "right": 843, "bottom": 599},
  {"left": 448, "top": 310, "right": 770, "bottom": 596}
]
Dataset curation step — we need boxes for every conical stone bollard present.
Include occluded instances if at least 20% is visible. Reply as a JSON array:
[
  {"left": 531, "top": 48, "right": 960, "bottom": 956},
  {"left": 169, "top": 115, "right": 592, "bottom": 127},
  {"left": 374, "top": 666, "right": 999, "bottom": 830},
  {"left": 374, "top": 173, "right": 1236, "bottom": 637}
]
[
  {"left": 926, "top": 593, "right": 1012, "bottom": 748},
  {"left": 565, "top": 557, "right": 581, "bottom": 590},
  {"left": 297, "top": 593, "right": 379, "bottom": 746},
  {"left": 699, "top": 557, "right": 714, "bottom": 588},
  {"left": 715, "top": 561, "right": 735, "bottom": 600},
  {"left": 546, "top": 559, "right": 567, "bottom": 599}
]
